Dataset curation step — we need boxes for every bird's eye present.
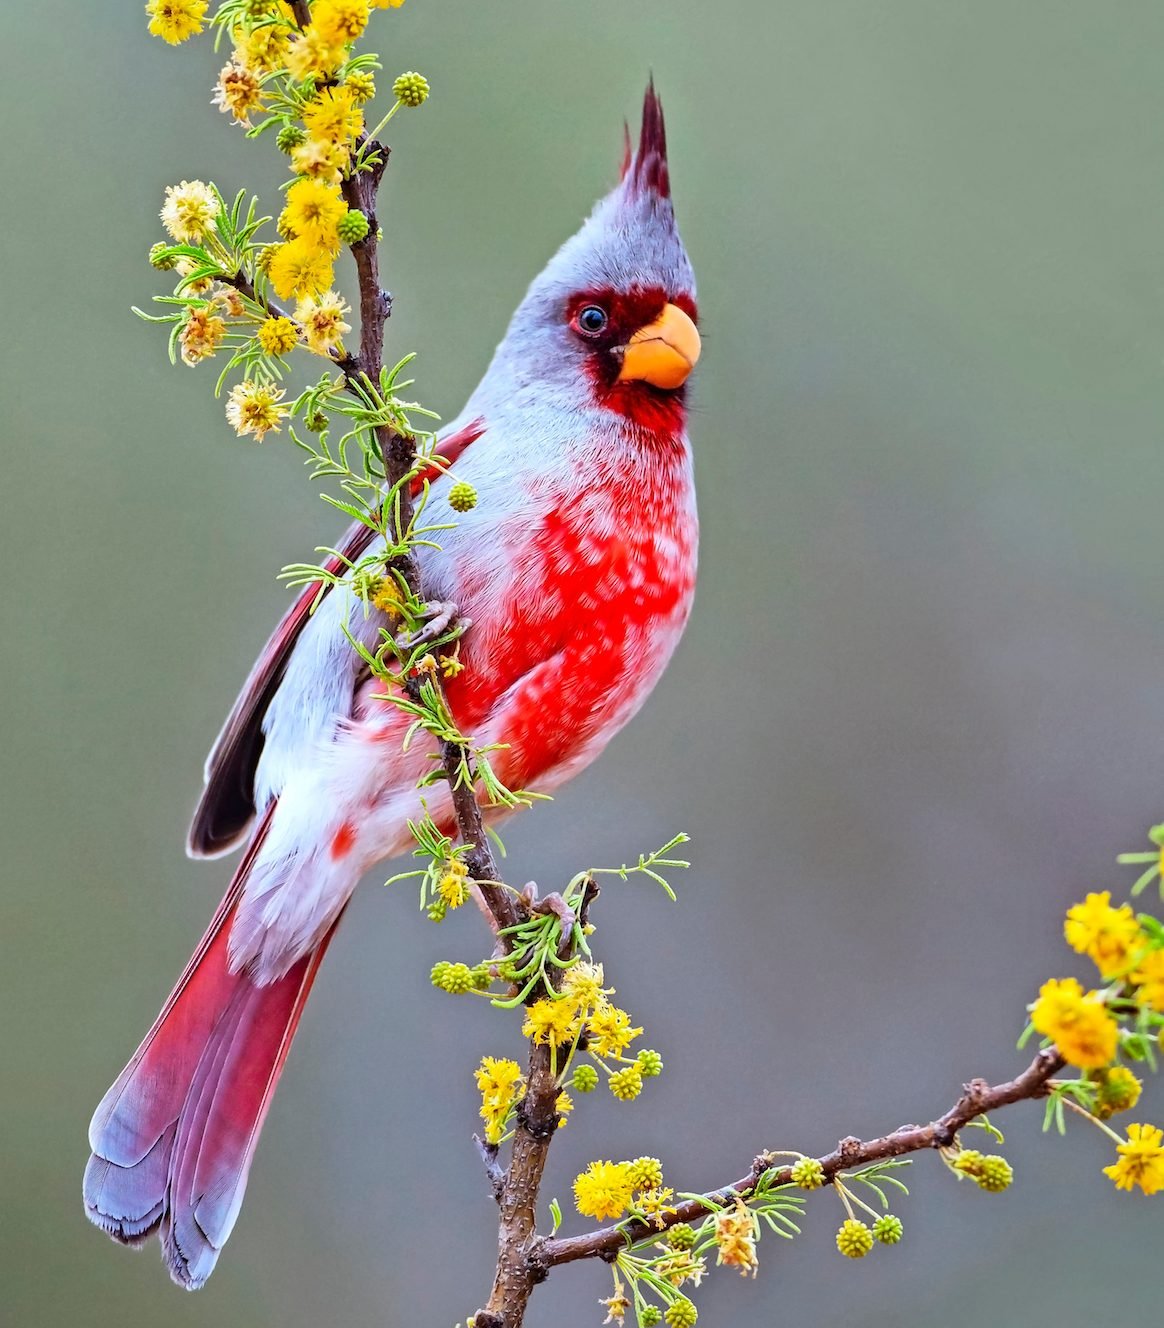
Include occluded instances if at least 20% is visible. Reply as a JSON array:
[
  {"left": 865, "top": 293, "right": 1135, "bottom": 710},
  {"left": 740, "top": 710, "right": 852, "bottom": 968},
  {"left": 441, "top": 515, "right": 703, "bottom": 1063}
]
[{"left": 575, "top": 305, "right": 608, "bottom": 335}]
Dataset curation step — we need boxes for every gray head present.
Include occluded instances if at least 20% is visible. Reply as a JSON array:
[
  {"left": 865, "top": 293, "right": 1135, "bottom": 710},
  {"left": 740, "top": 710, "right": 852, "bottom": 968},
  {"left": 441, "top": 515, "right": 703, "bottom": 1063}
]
[{"left": 480, "top": 81, "right": 700, "bottom": 427}]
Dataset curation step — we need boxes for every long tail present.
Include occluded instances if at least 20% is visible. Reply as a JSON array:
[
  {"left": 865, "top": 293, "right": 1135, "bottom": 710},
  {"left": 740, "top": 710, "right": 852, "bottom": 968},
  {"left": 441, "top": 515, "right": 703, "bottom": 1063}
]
[{"left": 83, "top": 809, "right": 337, "bottom": 1289}]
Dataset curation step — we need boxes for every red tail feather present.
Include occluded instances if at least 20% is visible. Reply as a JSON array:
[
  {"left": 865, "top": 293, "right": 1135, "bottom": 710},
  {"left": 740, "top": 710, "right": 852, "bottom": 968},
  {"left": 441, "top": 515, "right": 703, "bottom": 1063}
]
[{"left": 84, "top": 808, "right": 337, "bottom": 1288}]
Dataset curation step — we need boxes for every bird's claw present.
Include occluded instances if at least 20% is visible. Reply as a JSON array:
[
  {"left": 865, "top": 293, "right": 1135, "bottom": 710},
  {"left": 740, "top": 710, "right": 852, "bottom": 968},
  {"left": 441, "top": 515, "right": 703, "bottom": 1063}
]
[{"left": 395, "top": 600, "right": 471, "bottom": 650}]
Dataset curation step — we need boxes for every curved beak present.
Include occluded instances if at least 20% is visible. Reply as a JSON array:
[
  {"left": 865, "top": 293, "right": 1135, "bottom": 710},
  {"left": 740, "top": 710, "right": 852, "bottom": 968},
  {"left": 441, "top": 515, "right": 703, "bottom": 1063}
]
[{"left": 617, "top": 303, "right": 701, "bottom": 390}]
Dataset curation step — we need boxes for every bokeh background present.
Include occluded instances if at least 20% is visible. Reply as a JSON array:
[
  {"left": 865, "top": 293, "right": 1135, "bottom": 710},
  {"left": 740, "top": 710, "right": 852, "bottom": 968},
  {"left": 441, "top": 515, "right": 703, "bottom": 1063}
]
[{"left": 3, "top": 2, "right": 1163, "bottom": 1324}]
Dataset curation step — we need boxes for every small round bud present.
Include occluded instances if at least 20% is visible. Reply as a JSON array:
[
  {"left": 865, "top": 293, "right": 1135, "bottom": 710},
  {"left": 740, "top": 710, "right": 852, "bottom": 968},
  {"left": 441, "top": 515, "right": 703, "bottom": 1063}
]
[
  {"left": 426, "top": 898, "right": 447, "bottom": 922},
  {"left": 255, "top": 245, "right": 277, "bottom": 276},
  {"left": 641, "top": 1309, "right": 662, "bottom": 1327},
  {"left": 636, "top": 1048, "right": 663, "bottom": 1078},
  {"left": 276, "top": 122, "right": 307, "bottom": 154},
  {"left": 345, "top": 70, "right": 376, "bottom": 104},
  {"left": 471, "top": 966, "right": 492, "bottom": 991},
  {"left": 436, "top": 962, "right": 474, "bottom": 994},
  {"left": 429, "top": 961, "right": 450, "bottom": 987},
  {"left": 304, "top": 408, "right": 328, "bottom": 433},
  {"left": 663, "top": 1298, "right": 697, "bottom": 1328},
  {"left": 950, "top": 1149, "right": 985, "bottom": 1179},
  {"left": 609, "top": 1065, "right": 643, "bottom": 1101},
  {"left": 448, "top": 479, "right": 478, "bottom": 513},
  {"left": 790, "top": 1157, "right": 825, "bottom": 1190},
  {"left": 149, "top": 242, "right": 179, "bottom": 271},
  {"left": 1092, "top": 1065, "right": 1142, "bottom": 1119},
  {"left": 975, "top": 1155, "right": 1013, "bottom": 1193},
  {"left": 835, "top": 1219, "right": 873, "bottom": 1259},
  {"left": 571, "top": 1064, "right": 599, "bottom": 1093},
  {"left": 626, "top": 1157, "right": 664, "bottom": 1191},
  {"left": 337, "top": 208, "right": 371, "bottom": 245},
  {"left": 872, "top": 1214, "right": 903, "bottom": 1245},
  {"left": 667, "top": 1223, "right": 696, "bottom": 1251},
  {"left": 392, "top": 71, "right": 430, "bottom": 107}
]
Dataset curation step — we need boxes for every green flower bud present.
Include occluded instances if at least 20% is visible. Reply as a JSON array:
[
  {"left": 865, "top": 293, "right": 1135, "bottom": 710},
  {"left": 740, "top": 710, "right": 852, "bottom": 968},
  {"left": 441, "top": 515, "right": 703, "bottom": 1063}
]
[
  {"left": 626, "top": 1157, "right": 663, "bottom": 1190},
  {"left": 636, "top": 1048, "right": 663, "bottom": 1077},
  {"left": 640, "top": 1309, "right": 662, "bottom": 1328},
  {"left": 471, "top": 965, "right": 492, "bottom": 991},
  {"left": 304, "top": 408, "right": 328, "bottom": 434},
  {"left": 448, "top": 479, "right": 478, "bottom": 512},
  {"left": 345, "top": 70, "right": 376, "bottom": 104},
  {"left": 667, "top": 1223, "right": 696, "bottom": 1251},
  {"left": 663, "top": 1298, "right": 697, "bottom": 1328},
  {"left": 276, "top": 122, "right": 307, "bottom": 154},
  {"left": 438, "top": 962, "right": 474, "bottom": 994},
  {"left": 789, "top": 1157, "right": 825, "bottom": 1190},
  {"left": 429, "top": 961, "right": 450, "bottom": 987},
  {"left": 337, "top": 209, "right": 371, "bottom": 245},
  {"left": 149, "top": 242, "right": 179, "bottom": 271},
  {"left": 426, "top": 897, "right": 447, "bottom": 922},
  {"left": 609, "top": 1065, "right": 643, "bottom": 1101},
  {"left": 392, "top": 71, "right": 430, "bottom": 107},
  {"left": 835, "top": 1219, "right": 873, "bottom": 1259},
  {"left": 571, "top": 1064, "right": 599, "bottom": 1093},
  {"left": 975, "top": 1155, "right": 1013, "bottom": 1193},
  {"left": 872, "top": 1214, "right": 903, "bottom": 1245}
]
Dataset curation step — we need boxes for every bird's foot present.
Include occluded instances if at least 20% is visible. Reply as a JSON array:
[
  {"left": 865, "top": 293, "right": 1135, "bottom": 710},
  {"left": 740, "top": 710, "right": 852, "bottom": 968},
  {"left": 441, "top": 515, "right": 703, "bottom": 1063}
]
[{"left": 395, "top": 599, "right": 472, "bottom": 651}]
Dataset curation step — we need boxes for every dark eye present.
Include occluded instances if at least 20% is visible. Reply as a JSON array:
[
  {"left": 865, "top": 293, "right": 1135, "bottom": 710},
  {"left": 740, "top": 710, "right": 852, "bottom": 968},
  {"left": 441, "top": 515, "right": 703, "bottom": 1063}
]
[{"left": 575, "top": 305, "right": 608, "bottom": 335}]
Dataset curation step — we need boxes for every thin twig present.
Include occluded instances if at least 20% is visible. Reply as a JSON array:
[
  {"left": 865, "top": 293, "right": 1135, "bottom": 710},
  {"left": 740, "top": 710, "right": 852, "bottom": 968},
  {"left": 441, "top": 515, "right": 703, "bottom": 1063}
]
[{"left": 538, "top": 1046, "right": 1066, "bottom": 1268}]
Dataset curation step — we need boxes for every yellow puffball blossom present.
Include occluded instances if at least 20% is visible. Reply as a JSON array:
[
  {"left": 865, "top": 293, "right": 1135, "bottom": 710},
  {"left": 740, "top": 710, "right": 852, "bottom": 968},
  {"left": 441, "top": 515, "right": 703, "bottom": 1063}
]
[
  {"left": 290, "top": 137, "right": 348, "bottom": 186},
  {"left": 212, "top": 61, "right": 265, "bottom": 126},
  {"left": 370, "top": 577, "right": 404, "bottom": 617},
  {"left": 475, "top": 1056, "right": 524, "bottom": 1143},
  {"left": 436, "top": 868, "right": 469, "bottom": 910},
  {"left": 714, "top": 1201, "right": 758, "bottom": 1276},
  {"left": 226, "top": 379, "right": 289, "bottom": 441},
  {"left": 256, "top": 316, "right": 300, "bottom": 357},
  {"left": 281, "top": 178, "right": 347, "bottom": 253},
  {"left": 370, "top": 0, "right": 406, "bottom": 7},
  {"left": 312, "top": 0, "right": 370, "bottom": 45},
  {"left": 587, "top": 1002, "right": 643, "bottom": 1058},
  {"left": 146, "top": 0, "right": 207, "bottom": 44},
  {"left": 522, "top": 997, "right": 581, "bottom": 1051},
  {"left": 1103, "top": 1122, "right": 1164, "bottom": 1195},
  {"left": 179, "top": 306, "right": 227, "bottom": 366},
  {"left": 160, "top": 179, "right": 218, "bottom": 244},
  {"left": 1029, "top": 976, "right": 1119, "bottom": 1069},
  {"left": 267, "top": 238, "right": 335, "bottom": 301},
  {"left": 573, "top": 1161, "right": 634, "bottom": 1221},
  {"left": 609, "top": 1064, "right": 643, "bottom": 1101},
  {"left": 561, "top": 961, "right": 609, "bottom": 1013},
  {"left": 1132, "top": 949, "right": 1164, "bottom": 1013},
  {"left": 285, "top": 29, "right": 346, "bottom": 83},
  {"left": 555, "top": 1090, "right": 574, "bottom": 1126},
  {"left": 1093, "top": 1065, "right": 1143, "bottom": 1119},
  {"left": 303, "top": 85, "right": 364, "bottom": 148},
  {"left": 1063, "top": 892, "right": 1143, "bottom": 978},
  {"left": 835, "top": 1218, "right": 874, "bottom": 1259},
  {"left": 233, "top": 23, "right": 292, "bottom": 75}
]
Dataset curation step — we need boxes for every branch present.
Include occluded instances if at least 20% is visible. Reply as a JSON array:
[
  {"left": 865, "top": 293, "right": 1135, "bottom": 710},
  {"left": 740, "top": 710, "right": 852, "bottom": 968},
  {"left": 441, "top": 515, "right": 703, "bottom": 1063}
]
[{"left": 538, "top": 1046, "right": 1067, "bottom": 1268}]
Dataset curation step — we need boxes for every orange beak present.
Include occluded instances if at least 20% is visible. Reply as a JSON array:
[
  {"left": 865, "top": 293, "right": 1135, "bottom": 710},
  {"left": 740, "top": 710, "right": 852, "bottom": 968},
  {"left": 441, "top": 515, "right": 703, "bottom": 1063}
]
[{"left": 616, "top": 303, "right": 701, "bottom": 390}]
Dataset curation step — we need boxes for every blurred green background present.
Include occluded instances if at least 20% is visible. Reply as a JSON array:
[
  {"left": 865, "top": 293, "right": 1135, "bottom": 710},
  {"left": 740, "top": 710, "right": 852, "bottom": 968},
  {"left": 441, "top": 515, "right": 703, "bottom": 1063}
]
[{"left": 3, "top": 2, "right": 1163, "bottom": 1324}]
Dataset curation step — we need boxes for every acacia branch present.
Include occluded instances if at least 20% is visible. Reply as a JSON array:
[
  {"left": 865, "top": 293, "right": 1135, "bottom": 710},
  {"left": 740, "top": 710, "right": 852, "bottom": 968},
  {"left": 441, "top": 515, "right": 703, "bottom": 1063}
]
[{"left": 538, "top": 1046, "right": 1067, "bottom": 1269}]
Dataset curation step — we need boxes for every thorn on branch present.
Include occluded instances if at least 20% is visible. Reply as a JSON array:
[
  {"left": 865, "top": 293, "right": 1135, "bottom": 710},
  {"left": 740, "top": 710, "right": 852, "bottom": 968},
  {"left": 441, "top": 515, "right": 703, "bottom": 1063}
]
[{"left": 474, "top": 1135, "right": 506, "bottom": 1204}]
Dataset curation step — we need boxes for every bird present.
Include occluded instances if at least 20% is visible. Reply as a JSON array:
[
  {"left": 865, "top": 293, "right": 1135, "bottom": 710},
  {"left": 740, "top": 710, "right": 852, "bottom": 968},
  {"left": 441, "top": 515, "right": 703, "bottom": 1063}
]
[{"left": 84, "top": 81, "right": 701, "bottom": 1290}]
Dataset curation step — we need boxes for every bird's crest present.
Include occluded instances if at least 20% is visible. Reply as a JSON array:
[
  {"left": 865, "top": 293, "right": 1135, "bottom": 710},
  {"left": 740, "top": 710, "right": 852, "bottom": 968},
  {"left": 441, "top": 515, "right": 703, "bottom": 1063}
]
[{"left": 620, "top": 79, "right": 671, "bottom": 200}]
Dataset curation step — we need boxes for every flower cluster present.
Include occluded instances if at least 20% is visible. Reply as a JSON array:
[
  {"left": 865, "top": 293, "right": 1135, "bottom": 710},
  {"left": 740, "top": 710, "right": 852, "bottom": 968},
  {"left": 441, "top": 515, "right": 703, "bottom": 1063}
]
[
  {"left": 142, "top": 0, "right": 430, "bottom": 442},
  {"left": 1025, "top": 874, "right": 1164, "bottom": 1195}
]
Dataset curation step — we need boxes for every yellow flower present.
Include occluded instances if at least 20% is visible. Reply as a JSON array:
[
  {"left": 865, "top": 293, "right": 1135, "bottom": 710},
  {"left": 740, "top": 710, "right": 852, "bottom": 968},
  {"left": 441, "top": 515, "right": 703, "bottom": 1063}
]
[
  {"left": 233, "top": 23, "right": 292, "bottom": 74},
  {"left": 1132, "top": 948, "right": 1164, "bottom": 1013},
  {"left": 1063, "top": 892, "right": 1143, "bottom": 977},
  {"left": 714, "top": 1201, "right": 758, "bottom": 1276},
  {"left": 145, "top": 0, "right": 207, "bottom": 44},
  {"left": 256, "top": 316, "right": 300, "bottom": 357},
  {"left": 1029, "top": 976, "right": 1119, "bottom": 1069},
  {"left": 179, "top": 306, "right": 227, "bottom": 365},
  {"left": 295, "top": 290, "right": 351, "bottom": 355},
  {"left": 475, "top": 1056, "right": 524, "bottom": 1143},
  {"left": 439, "top": 651, "right": 464, "bottom": 679},
  {"left": 561, "top": 961, "right": 609, "bottom": 1013},
  {"left": 212, "top": 61, "right": 265, "bottom": 126},
  {"left": 285, "top": 29, "right": 346, "bottom": 82},
  {"left": 266, "top": 238, "right": 335, "bottom": 300},
  {"left": 370, "top": 0, "right": 406, "bottom": 7},
  {"left": 175, "top": 257, "right": 214, "bottom": 296},
  {"left": 522, "top": 997, "right": 581, "bottom": 1051},
  {"left": 573, "top": 1161, "right": 634, "bottom": 1220},
  {"left": 225, "top": 379, "right": 288, "bottom": 441},
  {"left": 281, "top": 178, "right": 347, "bottom": 253},
  {"left": 636, "top": 1186, "right": 676, "bottom": 1228},
  {"left": 1103, "top": 1122, "right": 1164, "bottom": 1194},
  {"left": 312, "top": 0, "right": 370, "bottom": 45},
  {"left": 289, "top": 137, "right": 348, "bottom": 186},
  {"left": 555, "top": 1090, "right": 573, "bottom": 1126},
  {"left": 160, "top": 179, "right": 218, "bottom": 244},
  {"left": 587, "top": 1002, "right": 643, "bottom": 1058},
  {"left": 370, "top": 576, "right": 404, "bottom": 617},
  {"left": 302, "top": 85, "right": 364, "bottom": 148},
  {"left": 437, "top": 869, "right": 469, "bottom": 910}
]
